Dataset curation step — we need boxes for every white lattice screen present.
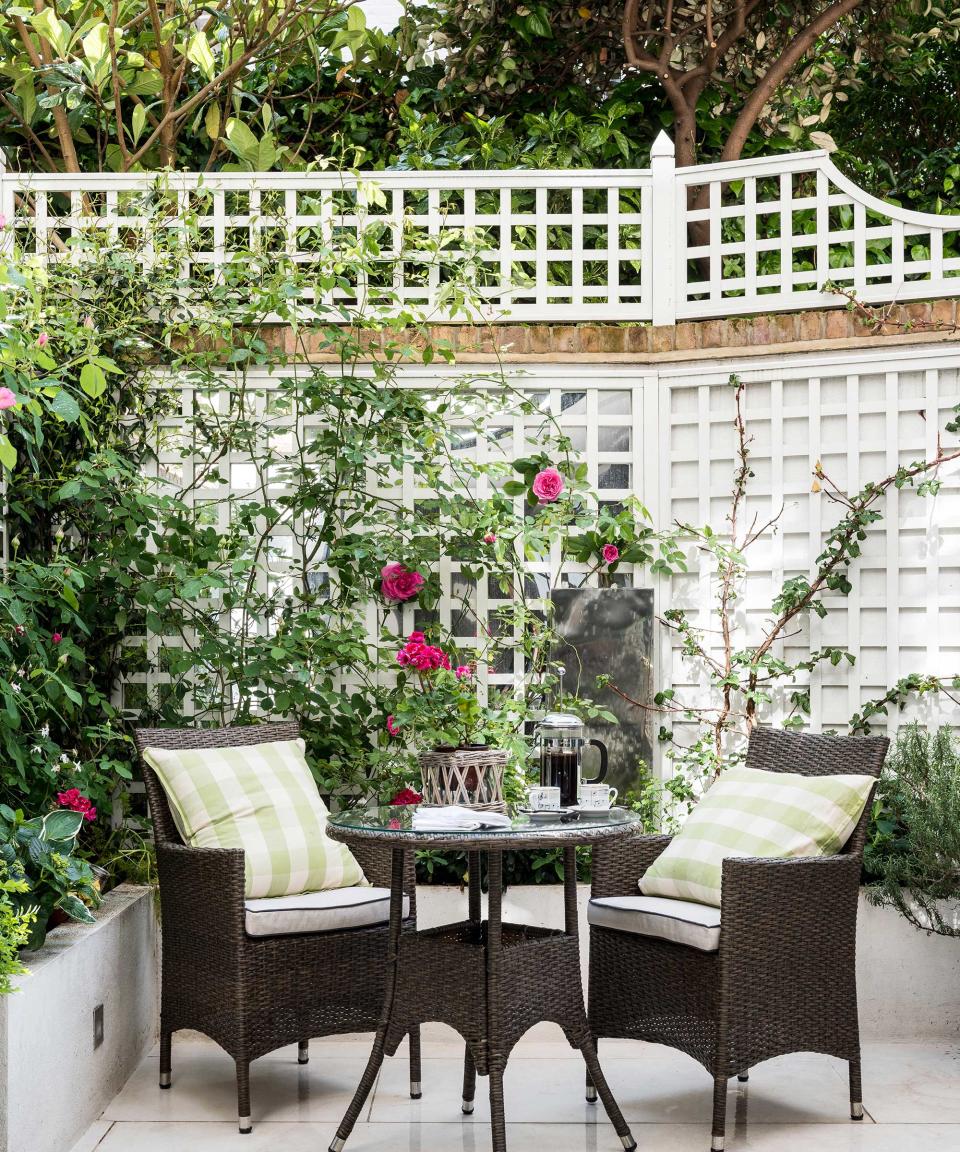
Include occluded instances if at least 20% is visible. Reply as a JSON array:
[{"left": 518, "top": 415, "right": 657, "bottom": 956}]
[
  {"left": 7, "top": 137, "right": 960, "bottom": 323},
  {"left": 128, "top": 345, "right": 960, "bottom": 770}
]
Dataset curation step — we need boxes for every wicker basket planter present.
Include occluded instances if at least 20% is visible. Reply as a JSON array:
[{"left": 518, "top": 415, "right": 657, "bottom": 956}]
[{"left": 418, "top": 746, "right": 508, "bottom": 812}]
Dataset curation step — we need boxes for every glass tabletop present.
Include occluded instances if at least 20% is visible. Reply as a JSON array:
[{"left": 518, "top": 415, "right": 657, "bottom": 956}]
[{"left": 328, "top": 805, "right": 639, "bottom": 838}]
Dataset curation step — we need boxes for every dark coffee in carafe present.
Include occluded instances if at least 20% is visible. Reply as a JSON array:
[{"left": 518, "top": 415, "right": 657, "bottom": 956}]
[{"left": 542, "top": 749, "right": 579, "bottom": 807}]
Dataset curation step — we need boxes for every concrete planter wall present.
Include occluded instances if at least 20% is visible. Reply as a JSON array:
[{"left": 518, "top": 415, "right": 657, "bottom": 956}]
[
  {"left": 0, "top": 884, "right": 158, "bottom": 1152},
  {"left": 416, "top": 884, "right": 960, "bottom": 1041}
]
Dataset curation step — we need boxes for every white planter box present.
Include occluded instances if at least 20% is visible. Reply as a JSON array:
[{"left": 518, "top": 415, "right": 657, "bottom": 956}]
[
  {"left": 0, "top": 884, "right": 159, "bottom": 1152},
  {"left": 416, "top": 884, "right": 960, "bottom": 1041}
]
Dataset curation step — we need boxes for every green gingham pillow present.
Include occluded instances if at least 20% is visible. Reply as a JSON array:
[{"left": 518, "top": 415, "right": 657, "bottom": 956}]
[
  {"left": 143, "top": 738, "right": 366, "bottom": 899},
  {"left": 640, "top": 765, "right": 874, "bottom": 908}
]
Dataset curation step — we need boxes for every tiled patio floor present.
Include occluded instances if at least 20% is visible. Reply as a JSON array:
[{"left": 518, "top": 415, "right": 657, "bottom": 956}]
[{"left": 70, "top": 1025, "right": 960, "bottom": 1152}]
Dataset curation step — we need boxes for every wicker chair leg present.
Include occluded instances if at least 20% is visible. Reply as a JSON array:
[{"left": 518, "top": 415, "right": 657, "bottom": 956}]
[
  {"left": 298, "top": 1039, "right": 310, "bottom": 1065},
  {"left": 489, "top": 1067, "right": 507, "bottom": 1152},
  {"left": 711, "top": 1076, "right": 727, "bottom": 1151},
  {"left": 409, "top": 1027, "right": 422, "bottom": 1098},
  {"left": 236, "top": 1059, "right": 252, "bottom": 1134},
  {"left": 159, "top": 1030, "right": 172, "bottom": 1089},
  {"left": 849, "top": 1057, "right": 864, "bottom": 1119},
  {"left": 461, "top": 1044, "right": 477, "bottom": 1114}
]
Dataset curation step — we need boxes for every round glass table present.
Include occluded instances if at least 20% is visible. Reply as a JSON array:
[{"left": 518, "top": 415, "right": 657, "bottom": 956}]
[{"left": 325, "top": 805, "right": 641, "bottom": 1152}]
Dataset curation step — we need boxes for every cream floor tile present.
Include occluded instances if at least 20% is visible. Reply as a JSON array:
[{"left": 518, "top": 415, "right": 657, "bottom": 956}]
[
  {"left": 104, "top": 1047, "right": 379, "bottom": 1123},
  {"left": 67, "top": 1119, "right": 113, "bottom": 1152},
  {"left": 88, "top": 1120, "right": 960, "bottom": 1152},
  {"left": 370, "top": 1050, "right": 849, "bottom": 1127},
  {"left": 858, "top": 1043, "right": 960, "bottom": 1124}
]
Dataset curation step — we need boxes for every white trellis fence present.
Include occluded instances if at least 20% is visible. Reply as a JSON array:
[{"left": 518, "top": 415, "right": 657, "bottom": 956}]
[{"left": 4, "top": 132, "right": 960, "bottom": 323}]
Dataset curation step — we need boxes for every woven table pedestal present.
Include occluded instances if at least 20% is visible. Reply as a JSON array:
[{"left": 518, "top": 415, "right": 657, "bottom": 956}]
[{"left": 326, "top": 809, "right": 640, "bottom": 1152}]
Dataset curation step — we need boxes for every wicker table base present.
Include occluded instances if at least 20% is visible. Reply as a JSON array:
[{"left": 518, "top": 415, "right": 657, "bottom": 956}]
[{"left": 326, "top": 843, "right": 636, "bottom": 1152}]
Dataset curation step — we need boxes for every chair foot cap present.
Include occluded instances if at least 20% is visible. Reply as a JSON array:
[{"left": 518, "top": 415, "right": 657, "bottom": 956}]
[
  {"left": 462, "top": 1099, "right": 475, "bottom": 1115},
  {"left": 851, "top": 1103, "right": 864, "bottom": 1121},
  {"left": 239, "top": 1120, "right": 252, "bottom": 1135},
  {"left": 159, "top": 1072, "right": 171, "bottom": 1088},
  {"left": 586, "top": 1086, "right": 598, "bottom": 1104},
  {"left": 711, "top": 1139, "right": 725, "bottom": 1152},
  {"left": 410, "top": 1081, "right": 422, "bottom": 1099},
  {"left": 298, "top": 1056, "right": 309, "bottom": 1065},
  {"left": 620, "top": 1136, "right": 637, "bottom": 1151},
  {"left": 737, "top": 1074, "right": 749, "bottom": 1083},
  {"left": 329, "top": 1138, "right": 346, "bottom": 1152}
]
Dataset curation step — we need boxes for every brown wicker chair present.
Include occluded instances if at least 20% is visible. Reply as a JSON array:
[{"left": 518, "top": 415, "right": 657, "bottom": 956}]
[
  {"left": 587, "top": 727, "right": 888, "bottom": 1152},
  {"left": 134, "top": 722, "right": 420, "bottom": 1134}
]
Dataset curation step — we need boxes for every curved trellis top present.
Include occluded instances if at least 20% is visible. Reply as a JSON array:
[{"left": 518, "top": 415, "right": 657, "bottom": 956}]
[{"left": 2, "top": 131, "right": 959, "bottom": 325}]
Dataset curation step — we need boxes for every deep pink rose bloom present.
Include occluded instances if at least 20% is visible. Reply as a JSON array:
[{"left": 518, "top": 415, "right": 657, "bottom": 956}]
[
  {"left": 455, "top": 665, "right": 471, "bottom": 680},
  {"left": 483, "top": 532, "right": 497, "bottom": 544},
  {"left": 602, "top": 544, "right": 620, "bottom": 565},
  {"left": 0, "top": 387, "right": 16, "bottom": 410},
  {"left": 389, "top": 787, "right": 423, "bottom": 806},
  {"left": 51, "top": 632, "right": 62, "bottom": 644},
  {"left": 386, "top": 715, "right": 400, "bottom": 736},
  {"left": 0, "top": 213, "right": 6, "bottom": 229},
  {"left": 381, "top": 563, "right": 425, "bottom": 602},
  {"left": 36, "top": 332, "right": 48, "bottom": 348},
  {"left": 532, "top": 467, "right": 564, "bottom": 503},
  {"left": 57, "top": 789, "right": 96, "bottom": 821}
]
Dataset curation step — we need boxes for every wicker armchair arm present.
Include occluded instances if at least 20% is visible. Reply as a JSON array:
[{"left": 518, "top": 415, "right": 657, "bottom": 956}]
[
  {"left": 157, "top": 842, "right": 246, "bottom": 949},
  {"left": 591, "top": 833, "right": 674, "bottom": 899},
  {"left": 720, "top": 854, "right": 862, "bottom": 959}
]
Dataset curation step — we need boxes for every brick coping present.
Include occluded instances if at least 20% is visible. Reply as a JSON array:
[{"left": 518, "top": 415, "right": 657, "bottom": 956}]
[{"left": 258, "top": 300, "right": 960, "bottom": 362}]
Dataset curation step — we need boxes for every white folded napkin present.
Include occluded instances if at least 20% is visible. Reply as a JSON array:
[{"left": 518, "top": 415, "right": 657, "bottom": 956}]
[{"left": 411, "top": 805, "right": 513, "bottom": 831}]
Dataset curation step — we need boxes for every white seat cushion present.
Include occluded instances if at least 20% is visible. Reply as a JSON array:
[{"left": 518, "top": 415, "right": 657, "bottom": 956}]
[
  {"left": 245, "top": 886, "right": 410, "bottom": 937},
  {"left": 588, "top": 895, "right": 721, "bottom": 952}
]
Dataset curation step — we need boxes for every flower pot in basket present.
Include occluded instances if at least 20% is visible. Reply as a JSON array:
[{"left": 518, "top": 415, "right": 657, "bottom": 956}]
[{"left": 418, "top": 746, "right": 508, "bottom": 812}]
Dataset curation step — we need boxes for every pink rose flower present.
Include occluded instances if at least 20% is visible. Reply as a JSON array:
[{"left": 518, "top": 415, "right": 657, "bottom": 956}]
[
  {"left": 57, "top": 789, "right": 96, "bottom": 822},
  {"left": 0, "top": 387, "right": 16, "bottom": 410},
  {"left": 51, "top": 632, "right": 62, "bottom": 644},
  {"left": 532, "top": 467, "right": 565, "bottom": 504},
  {"left": 386, "top": 715, "right": 400, "bottom": 736},
  {"left": 0, "top": 213, "right": 6, "bottom": 229},
  {"left": 381, "top": 562, "right": 425, "bottom": 603},
  {"left": 483, "top": 532, "right": 497, "bottom": 544},
  {"left": 455, "top": 665, "right": 472, "bottom": 680},
  {"left": 602, "top": 543, "right": 620, "bottom": 565},
  {"left": 389, "top": 787, "right": 423, "bottom": 806},
  {"left": 36, "top": 332, "right": 48, "bottom": 348}
]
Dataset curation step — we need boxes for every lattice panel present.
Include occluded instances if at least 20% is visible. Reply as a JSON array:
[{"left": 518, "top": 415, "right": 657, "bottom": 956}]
[
  {"left": 661, "top": 351, "right": 960, "bottom": 743},
  {"left": 119, "top": 351, "right": 960, "bottom": 759},
  {"left": 0, "top": 172, "right": 648, "bottom": 322},
  {"left": 677, "top": 152, "right": 960, "bottom": 318}
]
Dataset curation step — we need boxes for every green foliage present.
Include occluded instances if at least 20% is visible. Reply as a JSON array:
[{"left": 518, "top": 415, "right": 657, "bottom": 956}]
[
  {"left": 865, "top": 725, "right": 960, "bottom": 937},
  {"left": 0, "top": 805, "right": 101, "bottom": 951},
  {"left": 621, "top": 760, "right": 697, "bottom": 835},
  {"left": 0, "top": 862, "right": 34, "bottom": 994}
]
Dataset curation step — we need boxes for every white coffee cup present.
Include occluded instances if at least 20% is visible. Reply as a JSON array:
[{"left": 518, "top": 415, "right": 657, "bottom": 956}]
[
  {"left": 579, "top": 783, "right": 618, "bottom": 810},
  {"left": 527, "top": 785, "right": 561, "bottom": 811}
]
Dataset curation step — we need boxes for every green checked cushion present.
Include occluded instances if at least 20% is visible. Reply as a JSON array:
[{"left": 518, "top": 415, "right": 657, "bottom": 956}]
[
  {"left": 639, "top": 765, "right": 875, "bottom": 908},
  {"left": 142, "top": 738, "right": 366, "bottom": 899}
]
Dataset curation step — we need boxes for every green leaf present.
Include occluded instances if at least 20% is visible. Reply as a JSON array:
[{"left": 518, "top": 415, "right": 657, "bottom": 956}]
[
  {"left": 0, "top": 435, "right": 16, "bottom": 472},
  {"left": 29, "top": 6, "right": 66, "bottom": 54},
  {"left": 347, "top": 4, "right": 366, "bottom": 30},
  {"left": 79, "top": 361, "right": 107, "bottom": 398},
  {"left": 13, "top": 72, "right": 36, "bottom": 125},
  {"left": 81, "top": 22, "right": 108, "bottom": 63},
  {"left": 502, "top": 480, "right": 528, "bottom": 497},
  {"left": 131, "top": 103, "right": 147, "bottom": 146},
  {"left": 256, "top": 131, "right": 277, "bottom": 170},
  {"left": 41, "top": 809, "right": 84, "bottom": 843},
  {"left": 224, "top": 118, "right": 259, "bottom": 165},
  {"left": 186, "top": 30, "right": 216, "bottom": 81},
  {"left": 56, "top": 894, "right": 97, "bottom": 924},
  {"left": 50, "top": 392, "right": 81, "bottom": 424}
]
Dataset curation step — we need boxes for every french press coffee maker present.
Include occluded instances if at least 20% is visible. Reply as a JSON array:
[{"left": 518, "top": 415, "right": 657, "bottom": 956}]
[{"left": 536, "top": 712, "right": 609, "bottom": 808}]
